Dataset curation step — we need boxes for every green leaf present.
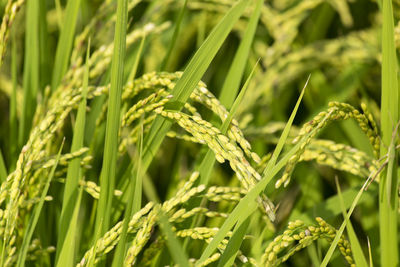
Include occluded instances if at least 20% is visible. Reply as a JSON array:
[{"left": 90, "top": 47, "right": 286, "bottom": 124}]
[
  {"left": 320, "top": 179, "right": 370, "bottom": 267},
  {"left": 0, "top": 149, "right": 7, "bottom": 183},
  {"left": 159, "top": 0, "right": 188, "bottom": 71},
  {"left": 157, "top": 211, "right": 190, "bottom": 267},
  {"left": 19, "top": 0, "right": 39, "bottom": 146},
  {"left": 379, "top": 0, "right": 399, "bottom": 265},
  {"left": 55, "top": 185, "right": 84, "bottom": 267},
  {"left": 218, "top": 0, "right": 262, "bottom": 109},
  {"left": 264, "top": 76, "right": 309, "bottom": 173},
  {"left": 127, "top": 33, "right": 145, "bottom": 83},
  {"left": 9, "top": 30, "right": 18, "bottom": 169},
  {"left": 217, "top": 217, "right": 250, "bottom": 267},
  {"left": 51, "top": 0, "right": 82, "bottom": 90},
  {"left": 111, "top": 118, "right": 144, "bottom": 267},
  {"left": 367, "top": 237, "right": 374, "bottom": 267},
  {"left": 55, "top": 39, "right": 90, "bottom": 267},
  {"left": 289, "top": 184, "right": 376, "bottom": 224},
  {"left": 336, "top": 177, "right": 368, "bottom": 267},
  {"left": 95, "top": 0, "right": 129, "bottom": 236}
]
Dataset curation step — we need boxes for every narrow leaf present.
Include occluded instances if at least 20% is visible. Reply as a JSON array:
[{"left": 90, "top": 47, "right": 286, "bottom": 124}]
[
  {"left": 9, "top": 30, "right": 18, "bottom": 168},
  {"left": 112, "top": 118, "right": 143, "bottom": 267},
  {"left": 320, "top": 179, "right": 369, "bottom": 267},
  {"left": 159, "top": 0, "right": 188, "bottom": 71},
  {"left": 51, "top": 0, "right": 82, "bottom": 90},
  {"left": 379, "top": 0, "right": 399, "bottom": 265},
  {"left": 95, "top": 0, "right": 129, "bottom": 235},
  {"left": 19, "top": 0, "right": 39, "bottom": 146},
  {"left": 0, "top": 150, "right": 7, "bottom": 183},
  {"left": 158, "top": 211, "right": 190, "bottom": 267},
  {"left": 219, "top": 0, "right": 262, "bottom": 109},
  {"left": 217, "top": 217, "right": 251, "bottom": 267},
  {"left": 336, "top": 177, "right": 368, "bottom": 267},
  {"left": 56, "top": 186, "right": 84, "bottom": 267},
  {"left": 55, "top": 39, "right": 90, "bottom": 266}
]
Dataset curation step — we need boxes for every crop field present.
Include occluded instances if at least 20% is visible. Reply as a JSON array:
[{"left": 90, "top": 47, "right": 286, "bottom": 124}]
[{"left": 0, "top": 0, "right": 399, "bottom": 266}]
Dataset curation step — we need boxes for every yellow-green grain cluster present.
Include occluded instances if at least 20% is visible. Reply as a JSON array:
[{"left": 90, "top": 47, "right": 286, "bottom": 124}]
[
  {"left": 262, "top": 218, "right": 354, "bottom": 267},
  {"left": 0, "top": 0, "right": 24, "bottom": 67},
  {"left": 276, "top": 101, "right": 380, "bottom": 188},
  {"left": 1, "top": 0, "right": 399, "bottom": 266}
]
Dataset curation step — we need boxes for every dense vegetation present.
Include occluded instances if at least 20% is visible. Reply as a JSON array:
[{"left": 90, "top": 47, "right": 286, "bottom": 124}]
[{"left": 0, "top": 0, "right": 398, "bottom": 266}]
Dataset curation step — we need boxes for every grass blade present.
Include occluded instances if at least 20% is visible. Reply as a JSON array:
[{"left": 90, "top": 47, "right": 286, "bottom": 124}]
[
  {"left": 55, "top": 39, "right": 90, "bottom": 267},
  {"left": 307, "top": 244, "right": 321, "bottom": 267},
  {"left": 132, "top": 121, "right": 144, "bottom": 214},
  {"left": 157, "top": 211, "right": 190, "bottom": 267},
  {"left": 335, "top": 177, "right": 368, "bottom": 267},
  {"left": 95, "top": 0, "right": 128, "bottom": 235},
  {"left": 9, "top": 30, "right": 18, "bottom": 168},
  {"left": 0, "top": 149, "right": 7, "bottom": 183},
  {"left": 218, "top": 0, "right": 262, "bottom": 109},
  {"left": 217, "top": 217, "right": 251, "bottom": 267},
  {"left": 56, "top": 186, "right": 84, "bottom": 267},
  {"left": 320, "top": 180, "right": 370, "bottom": 267},
  {"left": 265, "top": 76, "right": 309, "bottom": 173},
  {"left": 51, "top": 0, "right": 82, "bottom": 90},
  {"left": 159, "top": 0, "right": 188, "bottom": 71},
  {"left": 111, "top": 118, "right": 143, "bottom": 267},
  {"left": 379, "top": 0, "right": 399, "bottom": 265},
  {"left": 367, "top": 237, "right": 374, "bottom": 267},
  {"left": 127, "top": 33, "right": 145, "bottom": 83},
  {"left": 19, "top": 0, "right": 39, "bottom": 147},
  {"left": 16, "top": 140, "right": 65, "bottom": 267},
  {"left": 38, "top": 0, "right": 50, "bottom": 89}
]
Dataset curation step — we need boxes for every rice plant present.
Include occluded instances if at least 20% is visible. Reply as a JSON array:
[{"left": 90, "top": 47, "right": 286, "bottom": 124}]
[{"left": 0, "top": 0, "right": 399, "bottom": 266}]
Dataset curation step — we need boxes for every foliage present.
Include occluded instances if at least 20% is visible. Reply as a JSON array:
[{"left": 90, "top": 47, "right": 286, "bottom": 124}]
[{"left": 0, "top": 0, "right": 398, "bottom": 266}]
